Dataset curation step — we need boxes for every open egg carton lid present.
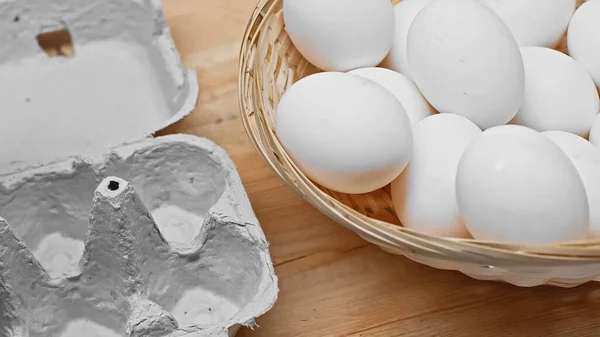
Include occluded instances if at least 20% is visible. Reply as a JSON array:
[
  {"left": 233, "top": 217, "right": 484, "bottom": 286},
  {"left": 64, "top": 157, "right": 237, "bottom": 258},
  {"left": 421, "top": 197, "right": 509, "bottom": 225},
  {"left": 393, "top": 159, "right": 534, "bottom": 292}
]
[
  {"left": 0, "top": 0, "right": 199, "bottom": 175},
  {"left": 0, "top": 0, "right": 278, "bottom": 336}
]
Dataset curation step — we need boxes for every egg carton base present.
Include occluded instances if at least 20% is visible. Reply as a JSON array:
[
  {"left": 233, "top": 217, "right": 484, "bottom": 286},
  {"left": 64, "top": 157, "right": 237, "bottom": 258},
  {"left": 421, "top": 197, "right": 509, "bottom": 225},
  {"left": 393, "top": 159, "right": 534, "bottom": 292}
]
[{"left": 0, "top": 135, "right": 278, "bottom": 337}]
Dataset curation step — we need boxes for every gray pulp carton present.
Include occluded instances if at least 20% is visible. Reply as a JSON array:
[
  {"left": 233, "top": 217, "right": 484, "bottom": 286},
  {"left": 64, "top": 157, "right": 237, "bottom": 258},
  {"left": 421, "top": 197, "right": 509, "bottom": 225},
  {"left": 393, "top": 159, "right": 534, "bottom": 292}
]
[{"left": 0, "top": 0, "right": 278, "bottom": 336}]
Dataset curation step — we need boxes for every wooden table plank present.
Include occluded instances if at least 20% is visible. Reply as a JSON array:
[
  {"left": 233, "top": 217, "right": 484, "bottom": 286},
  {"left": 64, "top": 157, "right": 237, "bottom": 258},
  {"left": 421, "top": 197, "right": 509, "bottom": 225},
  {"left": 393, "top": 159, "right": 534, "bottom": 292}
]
[{"left": 160, "top": 1, "right": 600, "bottom": 336}]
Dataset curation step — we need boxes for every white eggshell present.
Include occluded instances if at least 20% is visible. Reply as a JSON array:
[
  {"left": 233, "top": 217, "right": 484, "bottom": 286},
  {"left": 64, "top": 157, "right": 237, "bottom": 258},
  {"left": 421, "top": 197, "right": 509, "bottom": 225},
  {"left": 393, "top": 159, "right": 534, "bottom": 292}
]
[
  {"left": 456, "top": 125, "right": 589, "bottom": 244},
  {"left": 275, "top": 72, "right": 413, "bottom": 194},
  {"left": 348, "top": 67, "right": 435, "bottom": 128},
  {"left": 568, "top": 0, "right": 600, "bottom": 88},
  {"left": 591, "top": 115, "right": 600, "bottom": 147},
  {"left": 542, "top": 130, "right": 600, "bottom": 160},
  {"left": 574, "top": 160, "right": 600, "bottom": 238},
  {"left": 482, "top": 0, "right": 576, "bottom": 48},
  {"left": 512, "top": 47, "right": 599, "bottom": 137},
  {"left": 406, "top": 0, "right": 525, "bottom": 129},
  {"left": 391, "top": 114, "right": 481, "bottom": 238},
  {"left": 543, "top": 131, "right": 600, "bottom": 238},
  {"left": 283, "top": 0, "right": 394, "bottom": 72},
  {"left": 380, "top": 0, "right": 434, "bottom": 80}
]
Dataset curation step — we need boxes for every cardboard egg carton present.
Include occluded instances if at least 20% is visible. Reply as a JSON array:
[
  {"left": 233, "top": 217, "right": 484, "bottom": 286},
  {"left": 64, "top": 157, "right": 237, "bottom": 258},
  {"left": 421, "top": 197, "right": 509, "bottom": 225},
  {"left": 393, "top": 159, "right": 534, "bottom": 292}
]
[{"left": 0, "top": 0, "right": 278, "bottom": 336}]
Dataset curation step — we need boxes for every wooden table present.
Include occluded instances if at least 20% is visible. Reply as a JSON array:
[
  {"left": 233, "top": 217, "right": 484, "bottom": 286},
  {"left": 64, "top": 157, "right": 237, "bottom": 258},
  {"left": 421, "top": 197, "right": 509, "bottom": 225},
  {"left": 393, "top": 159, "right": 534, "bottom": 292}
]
[{"left": 160, "top": 1, "right": 600, "bottom": 336}]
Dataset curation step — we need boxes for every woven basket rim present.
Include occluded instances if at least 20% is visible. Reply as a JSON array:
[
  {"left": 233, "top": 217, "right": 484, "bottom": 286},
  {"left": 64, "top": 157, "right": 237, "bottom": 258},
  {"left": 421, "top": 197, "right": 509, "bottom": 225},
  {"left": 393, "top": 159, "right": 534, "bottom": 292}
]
[{"left": 237, "top": 0, "right": 600, "bottom": 265}]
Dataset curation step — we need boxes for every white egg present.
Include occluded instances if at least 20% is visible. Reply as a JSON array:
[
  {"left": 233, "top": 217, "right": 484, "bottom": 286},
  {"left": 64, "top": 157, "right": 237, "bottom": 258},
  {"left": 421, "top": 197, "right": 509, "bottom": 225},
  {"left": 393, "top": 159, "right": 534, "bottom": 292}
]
[
  {"left": 543, "top": 131, "right": 600, "bottom": 238},
  {"left": 482, "top": 0, "right": 576, "bottom": 48},
  {"left": 512, "top": 47, "right": 599, "bottom": 137},
  {"left": 283, "top": 0, "right": 394, "bottom": 72},
  {"left": 380, "top": 0, "right": 434, "bottom": 80},
  {"left": 275, "top": 72, "right": 413, "bottom": 194},
  {"left": 456, "top": 125, "right": 589, "bottom": 244},
  {"left": 542, "top": 130, "right": 600, "bottom": 160},
  {"left": 391, "top": 114, "right": 481, "bottom": 238},
  {"left": 591, "top": 115, "right": 600, "bottom": 147},
  {"left": 568, "top": 0, "right": 600, "bottom": 88},
  {"left": 406, "top": 0, "right": 525, "bottom": 129},
  {"left": 348, "top": 67, "right": 435, "bottom": 128}
]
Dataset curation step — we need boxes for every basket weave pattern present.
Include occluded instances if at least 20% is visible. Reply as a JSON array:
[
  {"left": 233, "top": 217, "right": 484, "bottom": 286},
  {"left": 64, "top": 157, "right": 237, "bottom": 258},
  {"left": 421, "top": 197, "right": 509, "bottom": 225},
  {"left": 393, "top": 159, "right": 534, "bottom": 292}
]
[{"left": 238, "top": 0, "right": 600, "bottom": 287}]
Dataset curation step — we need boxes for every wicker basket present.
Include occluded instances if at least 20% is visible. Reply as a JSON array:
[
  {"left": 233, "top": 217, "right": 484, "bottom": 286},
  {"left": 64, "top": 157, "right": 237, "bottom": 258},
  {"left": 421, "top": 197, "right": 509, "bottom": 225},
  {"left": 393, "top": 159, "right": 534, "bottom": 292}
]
[{"left": 238, "top": 0, "right": 600, "bottom": 287}]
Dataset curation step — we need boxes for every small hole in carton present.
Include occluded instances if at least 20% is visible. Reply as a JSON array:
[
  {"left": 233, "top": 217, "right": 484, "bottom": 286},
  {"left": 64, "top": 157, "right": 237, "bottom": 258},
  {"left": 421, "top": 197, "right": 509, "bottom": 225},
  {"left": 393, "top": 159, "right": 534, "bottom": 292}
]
[
  {"left": 108, "top": 181, "right": 120, "bottom": 191},
  {"left": 37, "top": 29, "right": 75, "bottom": 57}
]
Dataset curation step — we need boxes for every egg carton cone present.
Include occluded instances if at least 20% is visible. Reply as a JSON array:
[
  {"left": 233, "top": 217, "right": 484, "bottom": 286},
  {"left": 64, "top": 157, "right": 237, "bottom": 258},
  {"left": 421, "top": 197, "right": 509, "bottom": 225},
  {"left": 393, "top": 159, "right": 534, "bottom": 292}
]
[
  {"left": 0, "top": 136, "right": 278, "bottom": 337},
  {"left": 0, "top": 0, "right": 278, "bottom": 335}
]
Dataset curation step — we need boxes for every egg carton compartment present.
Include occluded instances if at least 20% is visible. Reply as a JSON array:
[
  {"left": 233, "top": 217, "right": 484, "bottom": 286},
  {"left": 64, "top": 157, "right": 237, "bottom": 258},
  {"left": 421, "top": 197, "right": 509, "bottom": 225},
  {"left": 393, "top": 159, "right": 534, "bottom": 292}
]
[
  {"left": 0, "top": 135, "right": 278, "bottom": 337},
  {"left": 0, "top": 0, "right": 198, "bottom": 175}
]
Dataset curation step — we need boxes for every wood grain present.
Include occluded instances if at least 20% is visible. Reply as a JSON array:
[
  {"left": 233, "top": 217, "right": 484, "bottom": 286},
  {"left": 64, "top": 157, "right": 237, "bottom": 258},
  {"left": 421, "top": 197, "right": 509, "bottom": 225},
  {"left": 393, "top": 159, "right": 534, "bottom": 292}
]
[{"left": 159, "top": 1, "right": 600, "bottom": 336}]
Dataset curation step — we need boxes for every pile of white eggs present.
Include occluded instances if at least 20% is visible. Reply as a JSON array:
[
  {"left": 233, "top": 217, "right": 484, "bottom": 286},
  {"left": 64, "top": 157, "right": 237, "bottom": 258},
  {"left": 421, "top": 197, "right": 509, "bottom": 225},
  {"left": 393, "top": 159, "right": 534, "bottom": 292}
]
[{"left": 275, "top": 0, "right": 600, "bottom": 245}]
